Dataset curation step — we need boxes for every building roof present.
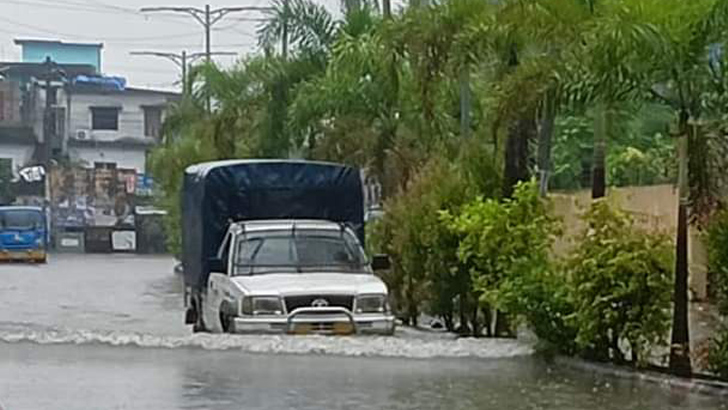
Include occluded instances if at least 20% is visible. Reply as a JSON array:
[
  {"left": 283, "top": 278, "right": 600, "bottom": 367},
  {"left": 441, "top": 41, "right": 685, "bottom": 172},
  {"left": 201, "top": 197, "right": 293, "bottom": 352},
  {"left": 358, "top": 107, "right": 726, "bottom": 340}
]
[
  {"left": 0, "top": 61, "right": 97, "bottom": 78},
  {"left": 67, "top": 137, "right": 157, "bottom": 149},
  {"left": 68, "top": 84, "right": 180, "bottom": 98},
  {"left": 14, "top": 38, "right": 103, "bottom": 49}
]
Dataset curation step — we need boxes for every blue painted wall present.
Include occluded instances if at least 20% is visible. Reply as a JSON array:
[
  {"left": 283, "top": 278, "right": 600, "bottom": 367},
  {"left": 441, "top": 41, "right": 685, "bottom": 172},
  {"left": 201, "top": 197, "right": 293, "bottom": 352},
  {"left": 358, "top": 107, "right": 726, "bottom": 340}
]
[{"left": 20, "top": 42, "right": 102, "bottom": 72}]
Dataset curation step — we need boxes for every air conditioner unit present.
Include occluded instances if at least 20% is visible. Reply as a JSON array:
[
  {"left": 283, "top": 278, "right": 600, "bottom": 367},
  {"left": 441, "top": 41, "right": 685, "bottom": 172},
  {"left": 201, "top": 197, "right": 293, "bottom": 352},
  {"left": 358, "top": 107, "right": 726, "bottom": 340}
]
[{"left": 76, "top": 129, "right": 91, "bottom": 140}]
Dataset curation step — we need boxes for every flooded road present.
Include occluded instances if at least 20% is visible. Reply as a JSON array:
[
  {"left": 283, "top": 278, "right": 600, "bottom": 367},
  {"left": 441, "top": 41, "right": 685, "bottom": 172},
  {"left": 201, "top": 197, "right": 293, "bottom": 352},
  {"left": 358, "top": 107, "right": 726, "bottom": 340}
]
[{"left": 1, "top": 255, "right": 726, "bottom": 410}]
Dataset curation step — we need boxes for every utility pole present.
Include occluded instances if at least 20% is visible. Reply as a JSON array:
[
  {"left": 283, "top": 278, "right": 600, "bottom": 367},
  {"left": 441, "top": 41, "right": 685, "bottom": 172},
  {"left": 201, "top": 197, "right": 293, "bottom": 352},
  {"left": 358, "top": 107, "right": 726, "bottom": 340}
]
[
  {"left": 281, "top": 0, "right": 289, "bottom": 60},
  {"left": 382, "top": 0, "right": 391, "bottom": 18},
  {"left": 141, "top": 4, "right": 270, "bottom": 61},
  {"left": 38, "top": 57, "right": 66, "bottom": 164},
  {"left": 130, "top": 50, "right": 237, "bottom": 95},
  {"left": 141, "top": 4, "right": 271, "bottom": 109}
]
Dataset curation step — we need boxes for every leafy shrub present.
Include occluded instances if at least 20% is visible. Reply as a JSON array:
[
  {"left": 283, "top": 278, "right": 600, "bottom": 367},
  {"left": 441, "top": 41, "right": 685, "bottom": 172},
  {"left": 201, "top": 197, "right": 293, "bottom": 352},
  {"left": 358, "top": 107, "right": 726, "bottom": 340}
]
[
  {"left": 447, "top": 180, "right": 570, "bottom": 340},
  {"left": 371, "top": 149, "right": 500, "bottom": 332},
  {"left": 708, "top": 326, "right": 728, "bottom": 380},
  {"left": 568, "top": 201, "right": 673, "bottom": 365},
  {"left": 707, "top": 209, "right": 728, "bottom": 315},
  {"left": 372, "top": 159, "right": 473, "bottom": 328}
]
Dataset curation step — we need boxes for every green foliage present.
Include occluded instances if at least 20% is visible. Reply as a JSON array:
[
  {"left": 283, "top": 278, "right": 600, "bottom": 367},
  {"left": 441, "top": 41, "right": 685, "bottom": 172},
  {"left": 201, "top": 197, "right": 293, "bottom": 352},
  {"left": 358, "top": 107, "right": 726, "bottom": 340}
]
[
  {"left": 446, "top": 180, "right": 572, "bottom": 341},
  {"left": 448, "top": 180, "right": 559, "bottom": 311},
  {"left": 370, "top": 142, "right": 501, "bottom": 330},
  {"left": 372, "top": 158, "right": 473, "bottom": 327},
  {"left": 707, "top": 209, "right": 728, "bottom": 315},
  {"left": 708, "top": 325, "right": 728, "bottom": 379},
  {"left": 568, "top": 200, "right": 673, "bottom": 365}
]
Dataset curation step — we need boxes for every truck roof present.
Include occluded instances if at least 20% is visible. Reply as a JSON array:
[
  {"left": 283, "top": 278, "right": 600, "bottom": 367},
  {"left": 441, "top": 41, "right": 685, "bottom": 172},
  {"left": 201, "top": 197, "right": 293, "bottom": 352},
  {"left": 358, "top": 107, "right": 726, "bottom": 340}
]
[
  {"left": 185, "top": 159, "right": 354, "bottom": 179},
  {"left": 232, "top": 219, "right": 353, "bottom": 233}
]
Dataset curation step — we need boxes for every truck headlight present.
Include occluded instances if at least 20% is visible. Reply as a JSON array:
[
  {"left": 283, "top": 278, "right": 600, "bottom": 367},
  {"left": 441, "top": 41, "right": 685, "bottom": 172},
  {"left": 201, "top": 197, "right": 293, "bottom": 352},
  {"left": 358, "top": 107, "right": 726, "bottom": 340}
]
[
  {"left": 355, "top": 294, "right": 389, "bottom": 314},
  {"left": 241, "top": 296, "right": 284, "bottom": 316}
]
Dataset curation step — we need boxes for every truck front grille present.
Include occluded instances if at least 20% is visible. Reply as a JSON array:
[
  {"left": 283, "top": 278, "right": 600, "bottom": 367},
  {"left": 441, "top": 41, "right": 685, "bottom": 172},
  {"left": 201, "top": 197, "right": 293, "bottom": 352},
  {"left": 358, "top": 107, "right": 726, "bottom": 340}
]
[{"left": 284, "top": 295, "right": 354, "bottom": 312}]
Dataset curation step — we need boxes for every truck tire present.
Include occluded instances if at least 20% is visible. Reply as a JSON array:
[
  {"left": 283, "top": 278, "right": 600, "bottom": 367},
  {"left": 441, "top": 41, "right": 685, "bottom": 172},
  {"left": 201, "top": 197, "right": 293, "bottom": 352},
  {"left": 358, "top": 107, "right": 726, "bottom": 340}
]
[
  {"left": 220, "top": 311, "right": 235, "bottom": 333},
  {"left": 192, "top": 298, "right": 208, "bottom": 333}
]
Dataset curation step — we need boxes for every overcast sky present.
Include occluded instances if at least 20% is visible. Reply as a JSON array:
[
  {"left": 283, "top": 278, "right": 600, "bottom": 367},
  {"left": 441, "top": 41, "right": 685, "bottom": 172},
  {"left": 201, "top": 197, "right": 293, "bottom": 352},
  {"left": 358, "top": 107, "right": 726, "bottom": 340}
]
[{"left": 0, "top": 0, "right": 352, "bottom": 91}]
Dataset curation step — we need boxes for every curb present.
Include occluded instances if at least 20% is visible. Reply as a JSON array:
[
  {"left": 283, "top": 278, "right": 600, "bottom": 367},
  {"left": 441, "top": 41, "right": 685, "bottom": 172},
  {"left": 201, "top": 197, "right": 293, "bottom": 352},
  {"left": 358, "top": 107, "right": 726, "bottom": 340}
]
[{"left": 554, "top": 356, "right": 728, "bottom": 397}]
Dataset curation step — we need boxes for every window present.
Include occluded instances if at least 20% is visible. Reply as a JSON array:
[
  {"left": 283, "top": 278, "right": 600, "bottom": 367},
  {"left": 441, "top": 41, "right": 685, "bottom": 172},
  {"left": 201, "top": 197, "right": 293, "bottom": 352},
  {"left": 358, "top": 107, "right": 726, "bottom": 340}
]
[
  {"left": 91, "top": 107, "right": 119, "bottom": 130},
  {"left": 233, "top": 230, "right": 367, "bottom": 276},
  {"left": 143, "top": 106, "right": 162, "bottom": 138},
  {"left": 94, "top": 162, "right": 117, "bottom": 170},
  {"left": 0, "top": 210, "right": 43, "bottom": 230}
]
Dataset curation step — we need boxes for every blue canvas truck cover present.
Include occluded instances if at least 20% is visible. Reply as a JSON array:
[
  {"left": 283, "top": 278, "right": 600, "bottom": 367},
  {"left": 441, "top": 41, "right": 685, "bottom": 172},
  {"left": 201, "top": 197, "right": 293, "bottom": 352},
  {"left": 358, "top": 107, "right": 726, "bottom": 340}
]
[{"left": 181, "top": 160, "right": 364, "bottom": 291}]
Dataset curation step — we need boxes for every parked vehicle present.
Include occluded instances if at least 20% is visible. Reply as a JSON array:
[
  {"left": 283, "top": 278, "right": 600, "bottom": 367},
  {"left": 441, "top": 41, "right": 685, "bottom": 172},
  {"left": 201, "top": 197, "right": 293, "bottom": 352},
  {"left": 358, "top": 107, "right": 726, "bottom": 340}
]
[
  {"left": 0, "top": 206, "right": 48, "bottom": 263},
  {"left": 182, "top": 160, "right": 395, "bottom": 335}
]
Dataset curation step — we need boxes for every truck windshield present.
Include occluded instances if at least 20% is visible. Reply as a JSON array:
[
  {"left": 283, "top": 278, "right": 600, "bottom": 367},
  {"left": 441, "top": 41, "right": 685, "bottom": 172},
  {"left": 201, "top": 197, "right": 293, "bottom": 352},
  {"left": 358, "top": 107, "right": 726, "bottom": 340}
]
[
  {"left": 0, "top": 210, "right": 44, "bottom": 231},
  {"left": 234, "top": 231, "right": 368, "bottom": 275}
]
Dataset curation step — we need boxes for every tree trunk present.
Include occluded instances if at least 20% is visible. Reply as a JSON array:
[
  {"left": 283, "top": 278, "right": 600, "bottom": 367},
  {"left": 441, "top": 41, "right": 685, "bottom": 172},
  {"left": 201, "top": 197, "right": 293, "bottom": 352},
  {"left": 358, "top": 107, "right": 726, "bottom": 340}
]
[
  {"left": 458, "top": 291, "right": 471, "bottom": 335},
  {"left": 537, "top": 93, "right": 556, "bottom": 197},
  {"left": 503, "top": 117, "right": 536, "bottom": 198},
  {"left": 669, "top": 111, "right": 692, "bottom": 377},
  {"left": 494, "top": 310, "right": 515, "bottom": 338},
  {"left": 592, "top": 104, "right": 608, "bottom": 199},
  {"left": 407, "top": 271, "right": 418, "bottom": 327},
  {"left": 482, "top": 305, "right": 493, "bottom": 337},
  {"left": 459, "top": 67, "right": 471, "bottom": 140},
  {"left": 470, "top": 299, "right": 480, "bottom": 337}
]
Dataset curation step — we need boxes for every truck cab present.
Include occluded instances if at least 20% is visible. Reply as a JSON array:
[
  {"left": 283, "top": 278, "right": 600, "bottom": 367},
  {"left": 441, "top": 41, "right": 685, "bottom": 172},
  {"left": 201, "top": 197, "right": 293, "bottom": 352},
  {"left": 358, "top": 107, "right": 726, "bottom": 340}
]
[{"left": 201, "top": 220, "right": 394, "bottom": 335}]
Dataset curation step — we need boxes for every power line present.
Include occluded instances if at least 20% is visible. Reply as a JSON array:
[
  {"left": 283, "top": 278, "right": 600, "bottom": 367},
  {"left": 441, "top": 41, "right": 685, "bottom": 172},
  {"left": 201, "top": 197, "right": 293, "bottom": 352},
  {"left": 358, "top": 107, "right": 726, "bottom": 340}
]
[
  {"left": 140, "top": 5, "right": 271, "bottom": 62},
  {"left": 130, "top": 50, "right": 238, "bottom": 94},
  {"left": 3, "top": 0, "right": 191, "bottom": 27},
  {"left": 0, "top": 14, "right": 214, "bottom": 43},
  {"left": 140, "top": 4, "right": 272, "bottom": 110}
]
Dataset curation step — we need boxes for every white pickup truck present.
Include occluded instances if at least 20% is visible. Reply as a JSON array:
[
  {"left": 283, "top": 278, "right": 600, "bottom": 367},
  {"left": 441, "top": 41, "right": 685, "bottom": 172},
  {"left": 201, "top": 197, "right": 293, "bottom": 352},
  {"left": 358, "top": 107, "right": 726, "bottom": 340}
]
[
  {"left": 199, "top": 219, "right": 395, "bottom": 335},
  {"left": 182, "top": 160, "right": 394, "bottom": 335}
]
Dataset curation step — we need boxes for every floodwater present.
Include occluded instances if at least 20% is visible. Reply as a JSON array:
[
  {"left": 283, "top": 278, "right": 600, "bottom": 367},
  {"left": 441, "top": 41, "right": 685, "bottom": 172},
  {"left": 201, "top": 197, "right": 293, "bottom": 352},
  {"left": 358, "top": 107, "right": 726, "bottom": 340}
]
[{"left": 0, "top": 255, "right": 725, "bottom": 410}]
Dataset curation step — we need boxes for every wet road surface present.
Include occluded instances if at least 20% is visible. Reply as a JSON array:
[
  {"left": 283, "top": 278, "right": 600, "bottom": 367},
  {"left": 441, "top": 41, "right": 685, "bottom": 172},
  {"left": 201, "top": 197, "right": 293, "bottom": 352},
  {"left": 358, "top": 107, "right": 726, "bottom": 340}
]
[{"left": 0, "top": 254, "right": 726, "bottom": 410}]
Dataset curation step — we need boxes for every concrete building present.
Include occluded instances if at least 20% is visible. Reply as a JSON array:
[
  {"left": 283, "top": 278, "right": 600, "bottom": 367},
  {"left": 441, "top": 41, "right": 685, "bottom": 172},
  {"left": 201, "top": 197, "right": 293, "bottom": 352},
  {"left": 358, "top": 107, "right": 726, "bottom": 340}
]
[
  {"left": 1, "top": 39, "right": 178, "bottom": 177},
  {"left": 65, "top": 84, "right": 177, "bottom": 173},
  {"left": 1, "top": 39, "right": 178, "bottom": 251}
]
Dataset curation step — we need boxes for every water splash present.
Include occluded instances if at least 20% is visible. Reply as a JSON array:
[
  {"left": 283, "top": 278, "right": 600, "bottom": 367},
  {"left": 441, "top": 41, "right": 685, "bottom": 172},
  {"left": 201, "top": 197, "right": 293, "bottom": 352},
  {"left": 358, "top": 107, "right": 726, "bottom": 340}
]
[{"left": 0, "top": 323, "right": 533, "bottom": 359}]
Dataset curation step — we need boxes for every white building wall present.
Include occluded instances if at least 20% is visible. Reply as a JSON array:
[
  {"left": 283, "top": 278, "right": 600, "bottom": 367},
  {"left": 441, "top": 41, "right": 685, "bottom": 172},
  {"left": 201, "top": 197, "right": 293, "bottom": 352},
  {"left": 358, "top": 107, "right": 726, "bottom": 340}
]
[
  {"left": 68, "top": 145, "right": 148, "bottom": 173},
  {"left": 68, "top": 91, "right": 170, "bottom": 142},
  {"left": 0, "top": 143, "right": 35, "bottom": 176}
]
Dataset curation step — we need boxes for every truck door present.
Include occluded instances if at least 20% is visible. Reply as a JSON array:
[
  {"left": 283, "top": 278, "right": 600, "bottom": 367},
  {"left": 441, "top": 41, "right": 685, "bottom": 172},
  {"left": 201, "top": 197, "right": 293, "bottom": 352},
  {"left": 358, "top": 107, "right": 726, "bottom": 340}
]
[{"left": 205, "top": 230, "right": 233, "bottom": 331}]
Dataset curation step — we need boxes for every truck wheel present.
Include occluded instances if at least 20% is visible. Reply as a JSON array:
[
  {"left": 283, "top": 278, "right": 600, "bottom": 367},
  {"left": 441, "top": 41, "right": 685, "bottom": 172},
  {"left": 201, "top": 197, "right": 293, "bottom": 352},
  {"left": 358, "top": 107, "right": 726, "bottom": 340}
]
[
  {"left": 192, "top": 299, "right": 208, "bottom": 333},
  {"left": 220, "top": 311, "right": 235, "bottom": 333}
]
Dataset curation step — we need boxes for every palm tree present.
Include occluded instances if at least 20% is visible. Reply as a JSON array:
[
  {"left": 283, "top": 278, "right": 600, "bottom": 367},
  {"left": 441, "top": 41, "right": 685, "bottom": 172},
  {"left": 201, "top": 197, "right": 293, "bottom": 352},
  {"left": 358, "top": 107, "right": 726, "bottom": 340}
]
[{"left": 569, "top": 0, "right": 728, "bottom": 376}]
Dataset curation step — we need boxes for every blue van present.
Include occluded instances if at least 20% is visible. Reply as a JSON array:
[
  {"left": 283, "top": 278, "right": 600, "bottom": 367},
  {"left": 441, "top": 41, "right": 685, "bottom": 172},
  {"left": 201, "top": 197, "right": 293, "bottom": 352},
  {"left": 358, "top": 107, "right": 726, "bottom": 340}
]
[{"left": 0, "top": 206, "right": 48, "bottom": 263}]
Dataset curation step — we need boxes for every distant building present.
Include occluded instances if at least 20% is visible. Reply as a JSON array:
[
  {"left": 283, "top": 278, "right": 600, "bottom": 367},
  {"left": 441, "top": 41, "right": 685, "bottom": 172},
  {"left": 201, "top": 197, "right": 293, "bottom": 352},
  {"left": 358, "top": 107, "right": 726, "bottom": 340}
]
[
  {"left": 66, "top": 83, "right": 177, "bottom": 172},
  {"left": 15, "top": 39, "right": 103, "bottom": 72},
  {"left": 0, "top": 39, "right": 179, "bottom": 250}
]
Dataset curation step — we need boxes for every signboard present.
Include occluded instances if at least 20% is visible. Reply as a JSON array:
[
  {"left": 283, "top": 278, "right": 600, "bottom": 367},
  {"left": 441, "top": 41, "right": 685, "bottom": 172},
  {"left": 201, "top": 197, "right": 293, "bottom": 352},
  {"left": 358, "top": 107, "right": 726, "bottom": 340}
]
[
  {"left": 135, "top": 174, "right": 154, "bottom": 197},
  {"left": 18, "top": 165, "right": 45, "bottom": 183},
  {"left": 111, "top": 230, "right": 136, "bottom": 252}
]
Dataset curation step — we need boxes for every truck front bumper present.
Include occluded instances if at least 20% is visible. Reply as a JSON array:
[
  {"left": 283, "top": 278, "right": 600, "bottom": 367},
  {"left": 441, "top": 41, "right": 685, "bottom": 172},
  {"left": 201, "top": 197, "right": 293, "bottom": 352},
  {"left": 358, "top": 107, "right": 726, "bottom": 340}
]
[{"left": 232, "top": 307, "right": 395, "bottom": 335}]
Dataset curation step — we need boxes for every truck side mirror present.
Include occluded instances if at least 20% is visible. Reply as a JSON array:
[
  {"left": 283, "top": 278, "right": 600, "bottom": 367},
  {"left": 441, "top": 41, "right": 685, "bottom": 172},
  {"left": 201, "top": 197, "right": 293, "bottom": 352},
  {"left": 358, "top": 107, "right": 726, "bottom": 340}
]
[
  {"left": 208, "top": 257, "right": 226, "bottom": 273},
  {"left": 371, "top": 254, "right": 391, "bottom": 271}
]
